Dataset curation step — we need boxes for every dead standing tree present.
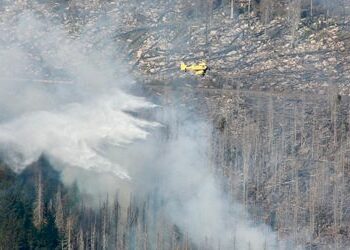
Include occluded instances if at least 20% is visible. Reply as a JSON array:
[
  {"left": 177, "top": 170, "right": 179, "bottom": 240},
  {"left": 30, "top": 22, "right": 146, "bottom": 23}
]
[
  {"left": 33, "top": 168, "right": 45, "bottom": 229},
  {"left": 260, "top": 0, "right": 274, "bottom": 34},
  {"left": 288, "top": 0, "right": 301, "bottom": 48}
]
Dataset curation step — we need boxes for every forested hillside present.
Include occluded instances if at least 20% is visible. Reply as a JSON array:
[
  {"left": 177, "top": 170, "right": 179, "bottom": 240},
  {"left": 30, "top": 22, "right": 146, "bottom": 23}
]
[
  {"left": 0, "top": 0, "right": 350, "bottom": 249},
  {"left": 0, "top": 157, "right": 195, "bottom": 249}
]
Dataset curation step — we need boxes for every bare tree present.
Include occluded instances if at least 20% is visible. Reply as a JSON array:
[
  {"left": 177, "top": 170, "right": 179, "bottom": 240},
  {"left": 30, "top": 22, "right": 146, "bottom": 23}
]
[
  {"left": 310, "top": 0, "right": 313, "bottom": 17},
  {"left": 288, "top": 0, "right": 301, "bottom": 48},
  {"left": 66, "top": 216, "right": 74, "bottom": 250},
  {"left": 33, "top": 169, "right": 45, "bottom": 229},
  {"left": 230, "top": 0, "right": 234, "bottom": 19},
  {"left": 260, "top": 0, "right": 274, "bottom": 28},
  {"left": 55, "top": 186, "right": 64, "bottom": 233},
  {"left": 78, "top": 227, "right": 85, "bottom": 250},
  {"left": 91, "top": 217, "right": 97, "bottom": 250},
  {"left": 101, "top": 197, "right": 110, "bottom": 250}
]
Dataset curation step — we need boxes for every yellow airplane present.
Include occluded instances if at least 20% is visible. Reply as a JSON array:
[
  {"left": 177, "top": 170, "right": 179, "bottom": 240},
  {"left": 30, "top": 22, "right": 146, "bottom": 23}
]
[{"left": 180, "top": 61, "right": 209, "bottom": 76}]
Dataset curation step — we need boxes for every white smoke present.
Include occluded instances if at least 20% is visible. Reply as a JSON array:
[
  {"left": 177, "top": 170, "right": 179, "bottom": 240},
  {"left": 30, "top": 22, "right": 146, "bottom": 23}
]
[
  {"left": 123, "top": 112, "right": 279, "bottom": 250},
  {"left": 0, "top": 3, "right": 157, "bottom": 179}
]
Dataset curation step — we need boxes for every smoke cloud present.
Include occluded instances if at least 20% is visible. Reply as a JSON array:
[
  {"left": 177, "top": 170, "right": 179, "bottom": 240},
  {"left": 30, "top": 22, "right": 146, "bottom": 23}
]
[
  {"left": 0, "top": 2, "right": 157, "bottom": 179},
  {"left": 121, "top": 108, "right": 280, "bottom": 249}
]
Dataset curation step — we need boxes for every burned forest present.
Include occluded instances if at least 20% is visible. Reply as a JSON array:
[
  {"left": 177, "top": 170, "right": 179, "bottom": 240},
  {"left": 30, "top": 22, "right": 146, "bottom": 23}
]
[{"left": 0, "top": 0, "right": 350, "bottom": 249}]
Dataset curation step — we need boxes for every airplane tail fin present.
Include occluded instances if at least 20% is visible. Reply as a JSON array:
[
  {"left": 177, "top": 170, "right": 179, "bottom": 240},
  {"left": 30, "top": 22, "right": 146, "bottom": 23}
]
[{"left": 180, "top": 62, "right": 187, "bottom": 71}]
